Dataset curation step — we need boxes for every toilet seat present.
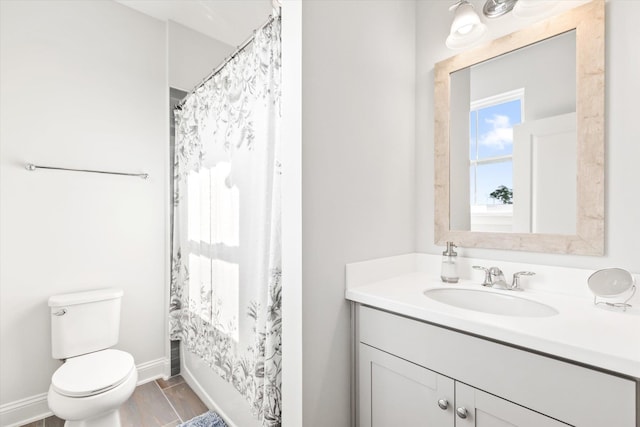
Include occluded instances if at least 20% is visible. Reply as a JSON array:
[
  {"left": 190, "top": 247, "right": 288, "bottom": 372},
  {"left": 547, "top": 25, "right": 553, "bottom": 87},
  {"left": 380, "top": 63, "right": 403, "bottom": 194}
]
[{"left": 51, "top": 349, "right": 135, "bottom": 397}]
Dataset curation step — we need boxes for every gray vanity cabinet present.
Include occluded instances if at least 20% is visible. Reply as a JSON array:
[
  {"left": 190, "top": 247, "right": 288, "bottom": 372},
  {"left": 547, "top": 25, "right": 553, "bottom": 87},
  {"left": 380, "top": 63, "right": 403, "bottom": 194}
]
[
  {"left": 359, "top": 343, "right": 454, "bottom": 426},
  {"left": 355, "top": 305, "right": 637, "bottom": 427},
  {"left": 454, "top": 383, "right": 565, "bottom": 427},
  {"left": 359, "top": 343, "right": 565, "bottom": 427}
]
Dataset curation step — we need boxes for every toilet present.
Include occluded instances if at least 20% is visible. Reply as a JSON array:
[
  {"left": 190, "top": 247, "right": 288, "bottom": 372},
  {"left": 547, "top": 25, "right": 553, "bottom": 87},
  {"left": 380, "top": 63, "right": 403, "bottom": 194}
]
[{"left": 47, "top": 289, "right": 137, "bottom": 427}]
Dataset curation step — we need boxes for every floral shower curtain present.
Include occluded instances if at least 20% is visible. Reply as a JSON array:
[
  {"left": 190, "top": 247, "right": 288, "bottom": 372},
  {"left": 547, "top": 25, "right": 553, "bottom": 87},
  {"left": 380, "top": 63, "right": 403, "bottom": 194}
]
[{"left": 170, "top": 16, "right": 281, "bottom": 426}]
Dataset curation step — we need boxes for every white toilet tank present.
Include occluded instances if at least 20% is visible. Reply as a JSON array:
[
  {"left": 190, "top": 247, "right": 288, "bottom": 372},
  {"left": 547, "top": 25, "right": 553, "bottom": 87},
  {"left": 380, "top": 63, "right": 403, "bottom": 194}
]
[{"left": 49, "top": 288, "right": 124, "bottom": 359}]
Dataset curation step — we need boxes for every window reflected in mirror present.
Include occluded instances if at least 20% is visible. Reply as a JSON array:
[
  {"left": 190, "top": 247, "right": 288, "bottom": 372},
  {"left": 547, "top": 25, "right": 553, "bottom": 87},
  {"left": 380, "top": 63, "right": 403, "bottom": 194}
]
[{"left": 469, "top": 93, "right": 522, "bottom": 232}]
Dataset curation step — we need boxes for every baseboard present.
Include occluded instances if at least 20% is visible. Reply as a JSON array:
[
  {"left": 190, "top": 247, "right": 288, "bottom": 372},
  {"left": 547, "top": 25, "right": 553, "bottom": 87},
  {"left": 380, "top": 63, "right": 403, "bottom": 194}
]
[
  {"left": 180, "top": 365, "right": 239, "bottom": 427},
  {"left": 0, "top": 357, "right": 170, "bottom": 427},
  {"left": 0, "top": 393, "right": 50, "bottom": 427},
  {"left": 136, "top": 357, "right": 171, "bottom": 384}
]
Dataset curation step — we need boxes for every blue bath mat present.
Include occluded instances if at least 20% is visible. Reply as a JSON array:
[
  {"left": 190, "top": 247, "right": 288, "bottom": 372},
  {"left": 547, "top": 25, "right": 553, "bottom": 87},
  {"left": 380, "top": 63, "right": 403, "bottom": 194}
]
[{"left": 179, "top": 411, "right": 228, "bottom": 427}]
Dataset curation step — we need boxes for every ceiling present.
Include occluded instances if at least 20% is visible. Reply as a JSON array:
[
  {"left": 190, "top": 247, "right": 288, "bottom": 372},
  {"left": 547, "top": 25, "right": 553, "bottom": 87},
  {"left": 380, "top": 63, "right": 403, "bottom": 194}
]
[{"left": 115, "top": 0, "right": 273, "bottom": 46}]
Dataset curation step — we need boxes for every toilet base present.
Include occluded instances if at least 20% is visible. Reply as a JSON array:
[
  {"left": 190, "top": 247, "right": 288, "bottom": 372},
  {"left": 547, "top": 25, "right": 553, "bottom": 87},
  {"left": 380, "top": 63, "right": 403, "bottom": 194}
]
[{"left": 64, "top": 409, "right": 121, "bottom": 427}]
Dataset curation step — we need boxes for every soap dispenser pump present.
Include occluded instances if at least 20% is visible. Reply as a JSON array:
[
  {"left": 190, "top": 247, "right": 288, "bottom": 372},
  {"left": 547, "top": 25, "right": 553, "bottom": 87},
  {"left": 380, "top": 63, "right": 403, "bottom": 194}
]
[{"left": 441, "top": 242, "right": 459, "bottom": 283}]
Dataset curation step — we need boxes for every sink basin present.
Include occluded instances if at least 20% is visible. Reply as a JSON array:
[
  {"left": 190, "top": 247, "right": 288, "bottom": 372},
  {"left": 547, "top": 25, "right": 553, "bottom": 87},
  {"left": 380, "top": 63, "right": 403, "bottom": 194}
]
[{"left": 424, "top": 288, "right": 558, "bottom": 317}]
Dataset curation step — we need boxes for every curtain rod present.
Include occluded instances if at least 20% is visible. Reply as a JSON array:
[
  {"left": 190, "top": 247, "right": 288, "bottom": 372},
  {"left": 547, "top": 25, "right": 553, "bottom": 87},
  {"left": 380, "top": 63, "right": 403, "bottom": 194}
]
[
  {"left": 174, "top": 12, "right": 280, "bottom": 111},
  {"left": 25, "top": 163, "right": 149, "bottom": 179}
]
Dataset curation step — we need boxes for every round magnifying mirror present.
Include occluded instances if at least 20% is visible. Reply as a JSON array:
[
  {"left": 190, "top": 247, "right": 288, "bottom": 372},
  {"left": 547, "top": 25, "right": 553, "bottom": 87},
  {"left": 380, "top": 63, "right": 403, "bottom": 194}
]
[{"left": 587, "top": 268, "right": 635, "bottom": 297}]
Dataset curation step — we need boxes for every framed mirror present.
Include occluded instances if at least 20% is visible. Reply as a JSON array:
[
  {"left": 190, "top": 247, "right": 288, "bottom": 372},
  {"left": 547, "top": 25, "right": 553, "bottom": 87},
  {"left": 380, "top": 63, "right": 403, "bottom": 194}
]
[{"left": 434, "top": 0, "right": 604, "bottom": 255}]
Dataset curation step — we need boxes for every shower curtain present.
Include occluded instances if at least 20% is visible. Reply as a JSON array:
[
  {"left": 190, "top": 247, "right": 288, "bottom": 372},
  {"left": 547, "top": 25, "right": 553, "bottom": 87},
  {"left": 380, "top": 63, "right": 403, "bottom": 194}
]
[{"left": 170, "top": 16, "right": 281, "bottom": 426}]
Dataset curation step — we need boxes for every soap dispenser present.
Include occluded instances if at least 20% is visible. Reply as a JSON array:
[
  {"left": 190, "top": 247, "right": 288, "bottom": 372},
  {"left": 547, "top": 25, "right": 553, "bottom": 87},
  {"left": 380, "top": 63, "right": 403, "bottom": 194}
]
[{"left": 441, "top": 242, "right": 459, "bottom": 283}]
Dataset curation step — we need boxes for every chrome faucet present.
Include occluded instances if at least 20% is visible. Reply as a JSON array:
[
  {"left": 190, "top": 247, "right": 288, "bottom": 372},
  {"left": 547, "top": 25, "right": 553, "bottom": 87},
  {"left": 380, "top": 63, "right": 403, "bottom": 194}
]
[
  {"left": 511, "top": 271, "right": 536, "bottom": 291},
  {"left": 489, "top": 267, "right": 509, "bottom": 289},
  {"left": 472, "top": 266, "right": 501, "bottom": 287},
  {"left": 473, "top": 266, "right": 536, "bottom": 291}
]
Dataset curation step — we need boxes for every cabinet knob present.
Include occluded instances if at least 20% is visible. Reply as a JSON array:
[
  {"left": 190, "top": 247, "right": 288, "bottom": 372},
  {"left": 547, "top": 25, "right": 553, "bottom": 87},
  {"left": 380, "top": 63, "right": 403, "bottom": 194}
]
[
  {"left": 456, "top": 407, "right": 468, "bottom": 419},
  {"left": 437, "top": 399, "right": 448, "bottom": 410}
]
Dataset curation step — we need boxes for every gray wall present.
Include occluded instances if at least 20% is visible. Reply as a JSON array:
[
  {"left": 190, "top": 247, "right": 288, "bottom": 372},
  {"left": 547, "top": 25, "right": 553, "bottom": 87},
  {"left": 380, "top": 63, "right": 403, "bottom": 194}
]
[
  {"left": 416, "top": 0, "right": 640, "bottom": 273},
  {"left": 301, "top": 1, "right": 416, "bottom": 425},
  {"left": 469, "top": 30, "right": 576, "bottom": 120},
  {"left": 168, "top": 21, "right": 234, "bottom": 91},
  {"left": 450, "top": 68, "right": 471, "bottom": 230}
]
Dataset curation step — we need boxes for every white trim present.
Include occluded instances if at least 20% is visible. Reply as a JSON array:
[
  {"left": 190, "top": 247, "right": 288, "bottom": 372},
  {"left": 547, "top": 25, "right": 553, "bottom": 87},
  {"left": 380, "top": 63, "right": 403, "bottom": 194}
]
[
  {"left": 136, "top": 357, "right": 171, "bottom": 384},
  {"left": 470, "top": 87, "right": 525, "bottom": 111},
  {"left": 0, "top": 357, "right": 169, "bottom": 427},
  {"left": 470, "top": 154, "right": 513, "bottom": 166},
  {"left": 180, "top": 363, "right": 240, "bottom": 427},
  {"left": 164, "top": 30, "right": 173, "bottom": 401},
  {"left": 281, "top": 2, "right": 303, "bottom": 426},
  {"left": 0, "top": 393, "right": 50, "bottom": 427}
]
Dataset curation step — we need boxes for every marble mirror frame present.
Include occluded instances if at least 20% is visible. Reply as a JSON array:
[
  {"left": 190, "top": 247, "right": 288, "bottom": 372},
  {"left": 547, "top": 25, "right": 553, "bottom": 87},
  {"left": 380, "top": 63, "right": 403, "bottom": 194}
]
[{"left": 434, "top": 0, "right": 605, "bottom": 255}]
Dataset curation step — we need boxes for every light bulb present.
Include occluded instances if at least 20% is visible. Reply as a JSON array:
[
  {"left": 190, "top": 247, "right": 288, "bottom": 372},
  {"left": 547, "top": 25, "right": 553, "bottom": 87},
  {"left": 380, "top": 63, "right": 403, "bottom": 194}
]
[{"left": 457, "top": 24, "right": 474, "bottom": 35}]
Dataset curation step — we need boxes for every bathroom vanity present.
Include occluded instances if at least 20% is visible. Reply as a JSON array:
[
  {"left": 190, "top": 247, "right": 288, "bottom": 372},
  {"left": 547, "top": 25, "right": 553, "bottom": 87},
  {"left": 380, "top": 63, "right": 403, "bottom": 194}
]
[{"left": 347, "top": 255, "right": 640, "bottom": 427}]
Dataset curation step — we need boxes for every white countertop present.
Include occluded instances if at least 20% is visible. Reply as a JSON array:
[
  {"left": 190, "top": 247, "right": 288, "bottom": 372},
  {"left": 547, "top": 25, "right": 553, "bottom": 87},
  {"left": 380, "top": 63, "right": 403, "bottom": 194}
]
[{"left": 346, "top": 254, "right": 640, "bottom": 379}]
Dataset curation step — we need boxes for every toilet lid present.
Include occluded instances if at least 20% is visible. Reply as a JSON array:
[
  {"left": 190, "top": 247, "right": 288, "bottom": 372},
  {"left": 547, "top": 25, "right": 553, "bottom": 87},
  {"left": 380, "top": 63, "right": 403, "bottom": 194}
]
[{"left": 52, "top": 349, "right": 135, "bottom": 397}]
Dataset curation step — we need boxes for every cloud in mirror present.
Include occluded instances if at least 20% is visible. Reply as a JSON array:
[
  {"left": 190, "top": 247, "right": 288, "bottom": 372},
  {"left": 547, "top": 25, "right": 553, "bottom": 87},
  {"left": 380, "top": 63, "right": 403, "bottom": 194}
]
[{"left": 480, "top": 114, "right": 514, "bottom": 149}]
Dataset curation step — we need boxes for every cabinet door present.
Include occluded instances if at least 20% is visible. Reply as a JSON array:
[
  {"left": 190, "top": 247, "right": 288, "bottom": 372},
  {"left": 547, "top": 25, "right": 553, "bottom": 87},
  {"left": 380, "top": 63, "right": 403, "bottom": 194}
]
[
  {"left": 454, "top": 383, "right": 568, "bottom": 427},
  {"left": 359, "top": 343, "right": 455, "bottom": 427}
]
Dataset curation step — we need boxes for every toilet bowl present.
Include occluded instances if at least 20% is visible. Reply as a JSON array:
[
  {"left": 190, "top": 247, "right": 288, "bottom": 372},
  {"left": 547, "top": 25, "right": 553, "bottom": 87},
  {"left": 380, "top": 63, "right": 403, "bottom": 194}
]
[
  {"left": 47, "top": 289, "right": 137, "bottom": 427},
  {"left": 48, "top": 349, "right": 137, "bottom": 427}
]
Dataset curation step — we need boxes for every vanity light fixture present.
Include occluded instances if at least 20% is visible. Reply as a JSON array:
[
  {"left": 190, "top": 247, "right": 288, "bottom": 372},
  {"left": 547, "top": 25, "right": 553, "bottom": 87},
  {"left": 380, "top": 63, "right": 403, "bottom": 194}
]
[
  {"left": 483, "top": 0, "right": 518, "bottom": 18},
  {"left": 446, "top": 0, "right": 488, "bottom": 50}
]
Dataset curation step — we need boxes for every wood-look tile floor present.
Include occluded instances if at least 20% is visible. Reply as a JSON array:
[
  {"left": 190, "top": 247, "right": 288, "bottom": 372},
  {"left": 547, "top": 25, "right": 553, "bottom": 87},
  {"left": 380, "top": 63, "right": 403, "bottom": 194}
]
[{"left": 21, "top": 376, "right": 208, "bottom": 427}]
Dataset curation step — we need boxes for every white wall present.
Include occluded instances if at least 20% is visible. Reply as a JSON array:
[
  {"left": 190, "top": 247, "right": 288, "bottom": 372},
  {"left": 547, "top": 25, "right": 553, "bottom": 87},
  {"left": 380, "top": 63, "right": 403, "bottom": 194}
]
[
  {"left": 168, "top": 20, "right": 233, "bottom": 91},
  {"left": 300, "top": 1, "right": 416, "bottom": 425},
  {"left": 416, "top": 0, "right": 640, "bottom": 273},
  {"left": 0, "top": 0, "right": 167, "bottom": 416},
  {"left": 280, "top": 2, "right": 303, "bottom": 426}
]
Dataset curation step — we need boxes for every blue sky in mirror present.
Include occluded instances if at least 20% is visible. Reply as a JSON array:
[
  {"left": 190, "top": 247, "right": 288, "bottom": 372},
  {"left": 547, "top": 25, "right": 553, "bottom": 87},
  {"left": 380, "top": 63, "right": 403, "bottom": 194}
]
[{"left": 469, "top": 99, "right": 521, "bottom": 205}]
